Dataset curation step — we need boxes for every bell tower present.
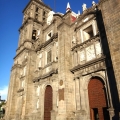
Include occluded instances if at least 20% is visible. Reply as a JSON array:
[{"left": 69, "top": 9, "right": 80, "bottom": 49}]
[
  {"left": 5, "top": 1, "right": 52, "bottom": 120},
  {"left": 18, "top": 0, "right": 52, "bottom": 47}
]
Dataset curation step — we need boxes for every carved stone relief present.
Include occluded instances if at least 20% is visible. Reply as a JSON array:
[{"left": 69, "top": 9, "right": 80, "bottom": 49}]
[
  {"left": 58, "top": 80, "right": 64, "bottom": 101},
  {"left": 59, "top": 88, "right": 64, "bottom": 101}
]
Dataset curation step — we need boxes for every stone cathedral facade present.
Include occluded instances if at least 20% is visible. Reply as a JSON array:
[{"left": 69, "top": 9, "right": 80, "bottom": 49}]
[{"left": 5, "top": 0, "right": 120, "bottom": 120}]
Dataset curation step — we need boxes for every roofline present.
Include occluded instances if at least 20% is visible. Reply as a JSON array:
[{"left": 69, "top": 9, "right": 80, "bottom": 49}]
[{"left": 22, "top": 0, "right": 52, "bottom": 13}]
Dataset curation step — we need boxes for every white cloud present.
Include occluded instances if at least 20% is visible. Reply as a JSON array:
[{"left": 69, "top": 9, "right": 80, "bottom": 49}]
[{"left": 0, "top": 86, "right": 8, "bottom": 100}]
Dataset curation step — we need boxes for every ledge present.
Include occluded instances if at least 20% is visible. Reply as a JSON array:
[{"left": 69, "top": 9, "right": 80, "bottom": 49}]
[
  {"left": 19, "top": 17, "right": 43, "bottom": 31},
  {"left": 35, "top": 33, "right": 58, "bottom": 51},
  {"left": 71, "top": 34, "right": 100, "bottom": 51},
  {"left": 17, "top": 88, "right": 24, "bottom": 93},
  {"left": 14, "top": 47, "right": 34, "bottom": 60},
  {"left": 70, "top": 55, "right": 106, "bottom": 73},
  {"left": 11, "top": 64, "right": 21, "bottom": 71},
  {"left": 76, "top": 5, "right": 97, "bottom": 23},
  {"left": 33, "top": 69, "right": 58, "bottom": 83},
  {"left": 23, "top": 0, "right": 52, "bottom": 13}
]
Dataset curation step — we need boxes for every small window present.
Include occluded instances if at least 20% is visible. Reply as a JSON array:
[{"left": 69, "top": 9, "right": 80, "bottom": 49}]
[
  {"left": 43, "top": 11, "right": 46, "bottom": 16},
  {"left": 48, "top": 32, "right": 52, "bottom": 37},
  {"left": 47, "top": 50, "right": 52, "bottom": 64},
  {"left": 35, "top": 14, "right": 38, "bottom": 20},
  {"left": 83, "top": 25, "right": 94, "bottom": 41},
  {"left": 32, "top": 30, "right": 37, "bottom": 40},
  {"left": 43, "top": 17, "right": 45, "bottom": 21},
  {"left": 36, "top": 7, "right": 39, "bottom": 12},
  {"left": 46, "top": 31, "right": 52, "bottom": 40}
]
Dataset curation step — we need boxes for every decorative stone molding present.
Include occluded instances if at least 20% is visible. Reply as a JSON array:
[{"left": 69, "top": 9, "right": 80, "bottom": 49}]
[
  {"left": 71, "top": 35, "right": 100, "bottom": 51},
  {"left": 11, "top": 64, "right": 21, "bottom": 71},
  {"left": 22, "top": 0, "right": 52, "bottom": 15},
  {"left": 108, "top": 107, "right": 115, "bottom": 118},
  {"left": 33, "top": 69, "right": 58, "bottom": 82},
  {"left": 36, "top": 32, "right": 58, "bottom": 51},
  {"left": 17, "top": 88, "right": 24, "bottom": 93},
  {"left": 71, "top": 55, "right": 106, "bottom": 73}
]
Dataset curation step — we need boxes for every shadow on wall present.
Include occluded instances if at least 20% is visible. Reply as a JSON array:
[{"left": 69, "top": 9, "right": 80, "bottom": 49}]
[{"left": 95, "top": 8, "right": 120, "bottom": 120}]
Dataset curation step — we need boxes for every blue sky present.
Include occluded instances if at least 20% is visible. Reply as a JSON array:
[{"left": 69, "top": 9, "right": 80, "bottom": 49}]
[{"left": 0, "top": 0, "right": 98, "bottom": 100}]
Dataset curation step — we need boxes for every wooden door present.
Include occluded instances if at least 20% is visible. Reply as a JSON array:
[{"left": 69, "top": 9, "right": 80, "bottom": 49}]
[
  {"left": 44, "top": 85, "right": 52, "bottom": 120},
  {"left": 88, "top": 78, "right": 109, "bottom": 120}
]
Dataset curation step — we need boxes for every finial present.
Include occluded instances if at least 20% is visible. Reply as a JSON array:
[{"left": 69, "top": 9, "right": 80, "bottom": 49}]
[
  {"left": 82, "top": 3, "right": 87, "bottom": 11},
  {"left": 92, "top": 1, "right": 96, "bottom": 6},
  {"left": 77, "top": 10, "right": 80, "bottom": 18},
  {"left": 66, "top": 2, "right": 71, "bottom": 12},
  {"left": 78, "top": 10, "right": 80, "bottom": 15}
]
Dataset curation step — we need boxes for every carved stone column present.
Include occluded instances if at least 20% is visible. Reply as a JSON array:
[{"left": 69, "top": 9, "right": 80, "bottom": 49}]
[
  {"left": 75, "top": 77, "right": 81, "bottom": 110},
  {"left": 105, "top": 70, "right": 115, "bottom": 119}
]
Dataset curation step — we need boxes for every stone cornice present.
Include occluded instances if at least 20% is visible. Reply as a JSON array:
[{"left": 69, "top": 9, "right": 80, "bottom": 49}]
[
  {"left": 35, "top": 32, "right": 58, "bottom": 51},
  {"left": 17, "top": 88, "right": 24, "bottom": 93},
  {"left": 16, "top": 40, "right": 33, "bottom": 52},
  {"left": 19, "top": 17, "right": 43, "bottom": 31},
  {"left": 53, "top": 13, "right": 63, "bottom": 18},
  {"left": 14, "top": 47, "right": 34, "bottom": 60},
  {"left": 77, "top": 5, "right": 97, "bottom": 22},
  {"left": 11, "top": 64, "right": 21, "bottom": 71},
  {"left": 75, "top": 15, "right": 95, "bottom": 31},
  {"left": 23, "top": 0, "right": 52, "bottom": 13},
  {"left": 33, "top": 69, "right": 58, "bottom": 82},
  {"left": 70, "top": 55, "right": 106, "bottom": 73},
  {"left": 71, "top": 34, "right": 100, "bottom": 51},
  {"left": 62, "top": 10, "right": 71, "bottom": 17}
]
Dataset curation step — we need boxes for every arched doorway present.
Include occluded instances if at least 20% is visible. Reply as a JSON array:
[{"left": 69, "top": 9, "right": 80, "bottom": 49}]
[
  {"left": 44, "top": 85, "right": 53, "bottom": 120},
  {"left": 88, "top": 77, "right": 110, "bottom": 120}
]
